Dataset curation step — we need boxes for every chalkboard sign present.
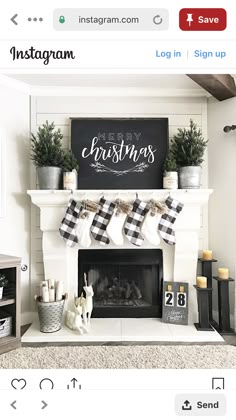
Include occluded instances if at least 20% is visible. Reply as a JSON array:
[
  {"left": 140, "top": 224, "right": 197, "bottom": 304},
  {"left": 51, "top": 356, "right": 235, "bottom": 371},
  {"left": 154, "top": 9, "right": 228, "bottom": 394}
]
[
  {"left": 71, "top": 118, "right": 168, "bottom": 189},
  {"left": 162, "top": 281, "right": 189, "bottom": 325}
]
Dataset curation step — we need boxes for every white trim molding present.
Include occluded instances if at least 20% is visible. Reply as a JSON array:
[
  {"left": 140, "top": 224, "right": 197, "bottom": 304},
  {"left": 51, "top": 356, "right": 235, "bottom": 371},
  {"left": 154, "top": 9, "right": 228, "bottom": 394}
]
[
  {"left": 0, "top": 74, "right": 30, "bottom": 94},
  {"left": 0, "top": 75, "right": 209, "bottom": 98},
  {"left": 0, "top": 129, "right": 6, "bottom": 218},
  {"left": 28, "top": 189, "right": 213, "bottom": 208},
  {"left": 30, "top": 86, "right": 209, "bottom": 98}
]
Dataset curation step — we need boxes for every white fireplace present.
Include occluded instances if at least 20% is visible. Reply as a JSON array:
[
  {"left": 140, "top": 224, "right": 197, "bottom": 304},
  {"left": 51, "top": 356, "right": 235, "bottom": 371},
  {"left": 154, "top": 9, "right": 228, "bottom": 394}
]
[{"left": 28, "top": 189, "right": 213, "bottom": 326}]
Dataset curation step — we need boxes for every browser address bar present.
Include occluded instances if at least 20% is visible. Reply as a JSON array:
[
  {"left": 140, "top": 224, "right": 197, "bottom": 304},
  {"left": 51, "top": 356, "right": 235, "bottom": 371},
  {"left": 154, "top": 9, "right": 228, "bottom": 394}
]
[{"left": 54, "top": 8, "right": 169, "bottom": 31}]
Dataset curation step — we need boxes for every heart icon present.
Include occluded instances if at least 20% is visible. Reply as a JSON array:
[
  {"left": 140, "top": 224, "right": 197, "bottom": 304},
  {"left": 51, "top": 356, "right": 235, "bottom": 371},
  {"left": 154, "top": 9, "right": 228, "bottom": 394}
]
[{"left": 11, "top": 378, "right": 27, "bottom": 390}]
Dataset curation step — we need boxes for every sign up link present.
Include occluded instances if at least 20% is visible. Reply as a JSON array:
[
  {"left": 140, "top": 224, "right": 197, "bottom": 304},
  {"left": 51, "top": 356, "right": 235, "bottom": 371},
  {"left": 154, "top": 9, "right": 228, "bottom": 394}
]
[{"left": 155, "top": 49, "right": 227, "bottom": 59}]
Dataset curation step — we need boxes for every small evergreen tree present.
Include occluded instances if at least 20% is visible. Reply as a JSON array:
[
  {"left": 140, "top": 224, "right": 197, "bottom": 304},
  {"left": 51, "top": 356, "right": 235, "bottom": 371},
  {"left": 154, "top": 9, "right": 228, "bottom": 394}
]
[
  {"left": 164, "top": 149, "right": 177, "bottom": 172},
  {"left": 31, "top": 121, "right": 64, "bottom": 167},
  {"left": 171, "top": 119, "right": 208, "bottom": 166},
  {"left": 63, "top": 150, "right": 80, "bottom": 172}
]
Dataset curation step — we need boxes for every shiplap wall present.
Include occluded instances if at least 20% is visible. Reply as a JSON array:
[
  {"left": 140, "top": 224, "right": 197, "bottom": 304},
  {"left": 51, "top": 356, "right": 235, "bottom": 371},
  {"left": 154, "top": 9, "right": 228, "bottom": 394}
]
[{"left": 30, "top": 94, "right": 208, "bottom": 302}]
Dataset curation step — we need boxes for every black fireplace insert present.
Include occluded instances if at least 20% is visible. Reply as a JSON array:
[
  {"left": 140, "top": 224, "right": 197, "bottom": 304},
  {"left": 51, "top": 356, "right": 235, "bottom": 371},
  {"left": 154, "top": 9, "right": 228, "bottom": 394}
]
[{"left": 78, "top": 249, "right": 163, "bottom": 318}]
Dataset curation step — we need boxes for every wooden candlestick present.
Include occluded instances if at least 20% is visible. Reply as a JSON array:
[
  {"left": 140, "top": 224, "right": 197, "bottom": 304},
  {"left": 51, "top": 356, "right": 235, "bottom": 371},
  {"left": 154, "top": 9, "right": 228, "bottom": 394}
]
[
  {"left": 198, "top": 256, "right": 217, "bottom": 325},
  {"left": 194, "top": 285, "right": 214, "bottom": 331},
  {"left": 213, "top": 276, "right": 235, "bottom": 334}
]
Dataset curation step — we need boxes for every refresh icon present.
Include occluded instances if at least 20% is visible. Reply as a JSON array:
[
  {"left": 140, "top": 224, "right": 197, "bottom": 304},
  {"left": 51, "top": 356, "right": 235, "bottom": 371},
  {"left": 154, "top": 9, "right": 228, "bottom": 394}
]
[{"left": 153, "top": 15, "right": 163, "bottom": 25}]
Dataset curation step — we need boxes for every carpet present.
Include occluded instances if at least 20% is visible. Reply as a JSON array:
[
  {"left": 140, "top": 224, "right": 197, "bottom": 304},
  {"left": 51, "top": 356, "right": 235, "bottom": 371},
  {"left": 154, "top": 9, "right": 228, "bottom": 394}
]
[{"left": 0, "top": 345, "right": 236, "bottom": 368}]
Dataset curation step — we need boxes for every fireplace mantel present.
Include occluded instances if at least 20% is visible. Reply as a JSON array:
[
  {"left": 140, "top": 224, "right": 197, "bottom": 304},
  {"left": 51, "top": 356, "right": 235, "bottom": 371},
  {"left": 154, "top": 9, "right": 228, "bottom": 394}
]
[
  {"left": 28, "top": 189, "right": 213, "bottom": 207},
  {"left": 28, "top": 189, "right": 213, "bottom": 324},
  {"left": 28, "top": 189, "right": 213, "bottom": 233}
]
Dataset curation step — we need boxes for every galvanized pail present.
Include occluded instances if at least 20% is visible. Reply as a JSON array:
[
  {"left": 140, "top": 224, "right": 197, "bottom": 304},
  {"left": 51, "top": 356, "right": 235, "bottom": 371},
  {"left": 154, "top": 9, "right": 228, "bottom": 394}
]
[
  {"left": 37, "top": 297, "right": 65, "bottom": 333},
  {"left": 37, "top": 166, "right": 62, "bottom": 190}
]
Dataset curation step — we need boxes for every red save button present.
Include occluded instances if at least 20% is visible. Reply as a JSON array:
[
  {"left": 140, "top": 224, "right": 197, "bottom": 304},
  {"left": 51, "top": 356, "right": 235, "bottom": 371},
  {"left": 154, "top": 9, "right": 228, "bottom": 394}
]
[{"left": 179, "top": 8, "right": 227, "bottom": 31}]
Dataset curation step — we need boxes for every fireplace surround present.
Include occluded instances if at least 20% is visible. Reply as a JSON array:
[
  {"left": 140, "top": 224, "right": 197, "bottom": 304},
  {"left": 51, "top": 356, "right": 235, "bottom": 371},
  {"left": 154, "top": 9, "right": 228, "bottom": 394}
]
[
  {"left": 78, "top": 249, "right": 163, "bottom": 318},
  {"left": 28, "top": 189, "right": 213, "bottom": 326}
]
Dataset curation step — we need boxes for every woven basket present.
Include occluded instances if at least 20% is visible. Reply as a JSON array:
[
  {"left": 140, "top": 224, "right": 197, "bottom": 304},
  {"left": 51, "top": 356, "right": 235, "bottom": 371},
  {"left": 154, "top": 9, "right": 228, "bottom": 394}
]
[{"left": 37, "top": 296, "right": 65, "bottom": 333}]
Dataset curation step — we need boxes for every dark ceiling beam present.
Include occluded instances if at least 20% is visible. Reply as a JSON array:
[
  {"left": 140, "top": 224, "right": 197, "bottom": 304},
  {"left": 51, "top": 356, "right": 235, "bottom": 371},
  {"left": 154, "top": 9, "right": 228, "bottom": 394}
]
[{"left": 187, "top": 74, "right": 236, "bottom": 101}]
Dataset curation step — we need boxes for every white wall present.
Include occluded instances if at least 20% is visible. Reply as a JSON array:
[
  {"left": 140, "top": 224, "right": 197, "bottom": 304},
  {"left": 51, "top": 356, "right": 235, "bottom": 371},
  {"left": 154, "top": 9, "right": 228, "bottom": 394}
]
[
  {"left": 208, "top": 97, "right": 236, "bottom": 328},
  {"left": 0, "top": 83, "right": 30, "bottom": 318},
  {"left": 30, "top": 93, "right": 208, "bottom": 307}
]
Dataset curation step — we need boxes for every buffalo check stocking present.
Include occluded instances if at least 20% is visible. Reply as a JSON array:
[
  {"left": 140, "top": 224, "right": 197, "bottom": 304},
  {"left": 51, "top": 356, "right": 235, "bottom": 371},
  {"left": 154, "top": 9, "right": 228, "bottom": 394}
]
[
  {"left": 124, "top": 198, "right": 149, "bottom": 247},
  {"left": 59, "top": 199, "right": 82, "bottom": 247},
  {"left": 90, "top": 197, "right": 116, "bottom": 245},
  {"left": 158, "top": 196, "right": 184, "bottom": 245}
]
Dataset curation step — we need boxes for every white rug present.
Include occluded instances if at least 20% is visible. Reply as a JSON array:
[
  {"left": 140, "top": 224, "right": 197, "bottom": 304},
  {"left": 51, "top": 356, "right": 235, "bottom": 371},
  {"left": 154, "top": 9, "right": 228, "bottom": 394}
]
[{"left": 0, "top": 345, "right": 236, "bottom": 369}]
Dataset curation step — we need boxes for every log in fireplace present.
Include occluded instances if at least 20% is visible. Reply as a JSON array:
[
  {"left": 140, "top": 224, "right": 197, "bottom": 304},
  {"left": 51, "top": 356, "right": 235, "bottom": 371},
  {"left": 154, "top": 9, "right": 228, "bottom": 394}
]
[{"left": 78, "top": 249, "right": 163, "bottom": 318}]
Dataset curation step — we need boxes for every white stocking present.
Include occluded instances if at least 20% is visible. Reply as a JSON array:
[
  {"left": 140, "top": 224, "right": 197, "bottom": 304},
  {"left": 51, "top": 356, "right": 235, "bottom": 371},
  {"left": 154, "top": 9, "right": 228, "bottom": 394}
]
[
  {"left": 77, "top": 210, "right": 95, "bottom": 248},
  {"left": 107, "top": 209, "right": 127, "bottom": 246},
  {"left": 141, "top": 210, "right": 161, "bottom": 246}
]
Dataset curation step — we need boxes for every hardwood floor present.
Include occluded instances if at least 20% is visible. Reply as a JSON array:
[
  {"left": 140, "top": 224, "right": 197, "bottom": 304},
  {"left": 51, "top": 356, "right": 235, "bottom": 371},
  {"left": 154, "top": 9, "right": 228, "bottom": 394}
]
[{"left": 223, "top": 335, "right": 236, "bottom": 346}]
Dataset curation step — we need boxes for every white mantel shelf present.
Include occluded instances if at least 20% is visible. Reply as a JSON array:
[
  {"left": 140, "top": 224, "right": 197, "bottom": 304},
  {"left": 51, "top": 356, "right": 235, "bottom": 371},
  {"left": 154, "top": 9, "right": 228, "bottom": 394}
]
[{"left": 28, "top": 189, "right": 213, "bottom": 206}]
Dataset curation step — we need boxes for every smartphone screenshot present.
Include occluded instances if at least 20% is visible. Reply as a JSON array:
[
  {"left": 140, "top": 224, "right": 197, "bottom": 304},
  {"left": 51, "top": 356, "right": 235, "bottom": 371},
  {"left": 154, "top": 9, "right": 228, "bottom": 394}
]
[{"left": 0, "top": 0, "right": 235, "bottom": 418}]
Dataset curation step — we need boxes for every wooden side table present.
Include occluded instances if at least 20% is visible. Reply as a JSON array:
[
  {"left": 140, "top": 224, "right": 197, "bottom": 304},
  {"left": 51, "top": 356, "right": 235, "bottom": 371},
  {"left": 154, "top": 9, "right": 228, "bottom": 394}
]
[{"left": 0, "top": 254, "right": 21, "bottom": 355}]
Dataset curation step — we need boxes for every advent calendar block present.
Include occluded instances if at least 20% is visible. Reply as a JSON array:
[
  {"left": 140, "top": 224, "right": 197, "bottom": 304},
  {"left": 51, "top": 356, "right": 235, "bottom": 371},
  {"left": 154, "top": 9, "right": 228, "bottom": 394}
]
[{"left": 162, "top": 281, "right": 189, "bottom": 325}]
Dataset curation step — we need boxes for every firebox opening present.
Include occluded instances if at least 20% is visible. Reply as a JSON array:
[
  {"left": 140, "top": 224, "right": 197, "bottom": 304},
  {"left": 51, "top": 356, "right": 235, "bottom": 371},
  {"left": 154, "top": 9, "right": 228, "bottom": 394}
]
[{"left": 78, "top": 249, "right": 163, "bottom": 318}]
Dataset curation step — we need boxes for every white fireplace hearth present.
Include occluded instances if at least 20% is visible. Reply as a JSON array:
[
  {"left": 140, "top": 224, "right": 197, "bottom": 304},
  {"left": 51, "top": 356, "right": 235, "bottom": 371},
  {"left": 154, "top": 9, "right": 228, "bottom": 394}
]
[{"left": 22, "top": 189, "right": 224, "bottom": 344}]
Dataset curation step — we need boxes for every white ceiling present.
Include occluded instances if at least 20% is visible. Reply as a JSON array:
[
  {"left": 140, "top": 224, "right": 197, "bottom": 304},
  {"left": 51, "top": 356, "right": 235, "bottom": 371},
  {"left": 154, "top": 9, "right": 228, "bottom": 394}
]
[{"left": 4, "top": 74, "right": 204, "bottom": 90}]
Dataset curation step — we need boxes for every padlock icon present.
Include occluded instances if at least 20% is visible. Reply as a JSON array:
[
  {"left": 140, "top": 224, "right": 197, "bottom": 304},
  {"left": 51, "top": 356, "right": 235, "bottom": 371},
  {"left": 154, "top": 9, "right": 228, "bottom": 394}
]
[{"left": 59, "top": 15, "right": 65, "bottom": 24}]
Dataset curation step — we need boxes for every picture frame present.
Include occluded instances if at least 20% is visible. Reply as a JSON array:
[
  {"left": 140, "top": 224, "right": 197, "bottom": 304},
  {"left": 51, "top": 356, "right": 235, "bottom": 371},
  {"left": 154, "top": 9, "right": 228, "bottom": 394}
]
[
  {"left": 0, "top": 129, "right": 6, "bottom": 218},
  {"left": 71, "top": 117, "right": 169, "bottom": 189}
]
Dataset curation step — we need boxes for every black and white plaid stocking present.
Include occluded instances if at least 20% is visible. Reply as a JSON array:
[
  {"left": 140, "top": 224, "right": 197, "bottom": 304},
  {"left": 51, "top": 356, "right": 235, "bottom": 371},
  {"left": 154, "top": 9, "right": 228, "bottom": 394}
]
[
  {"left": 90, "top": 197, "right": 116, "bottom": 245},
  {"left": 158, "top": 196, "right": 184, "bottom": 245},
  {"left": 124, "top": 198, "right": 149, "bottom": 247},
  {"left": 59, "top": 199, "right": 82, "bottom": 247}
]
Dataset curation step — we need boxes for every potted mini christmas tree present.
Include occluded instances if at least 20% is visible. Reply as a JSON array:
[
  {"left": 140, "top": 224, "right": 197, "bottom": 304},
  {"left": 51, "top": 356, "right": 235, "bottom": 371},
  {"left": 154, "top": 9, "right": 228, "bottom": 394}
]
[
  {"left": 163, "top": 149, "right": 178, "bottom": 189},
  {"left": 171, "top": 119, "right": 208, "bottom": 189},
  {"left": 62, "top": 150, "right": 80, "bottom": 190},
  {"left": 31, "top": 121, "right": 64, "bottom": 189}
]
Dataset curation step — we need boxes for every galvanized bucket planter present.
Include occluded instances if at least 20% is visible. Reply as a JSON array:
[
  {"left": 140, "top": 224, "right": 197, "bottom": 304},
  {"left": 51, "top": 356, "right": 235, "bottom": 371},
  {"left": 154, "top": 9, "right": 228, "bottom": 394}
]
[
  {"left": 37, "top": 166, "right": 62, "bottom": 190},
  {"left": 37, "top": 296, "right": 65, "bottom": 333},
  {"left": 179, "top": 166, "right": 201, "bottom": 189}
]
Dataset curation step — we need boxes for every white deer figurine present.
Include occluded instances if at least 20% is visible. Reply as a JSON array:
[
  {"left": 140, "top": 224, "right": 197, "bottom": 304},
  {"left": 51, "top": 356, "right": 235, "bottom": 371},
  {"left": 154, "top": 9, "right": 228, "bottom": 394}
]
[
  {"left": 81, "top": 273, "right": 94, "bottom": 327},
  {"left": 66, "top": 297, "right": 88, "bottom": 334}
]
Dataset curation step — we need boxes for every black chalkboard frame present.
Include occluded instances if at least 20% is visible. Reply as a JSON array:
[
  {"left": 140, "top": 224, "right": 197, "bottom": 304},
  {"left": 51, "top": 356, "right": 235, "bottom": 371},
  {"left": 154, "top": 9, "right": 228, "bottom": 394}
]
[{"left": 70, "top": 117, "right": 169, "bottom": 190}]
